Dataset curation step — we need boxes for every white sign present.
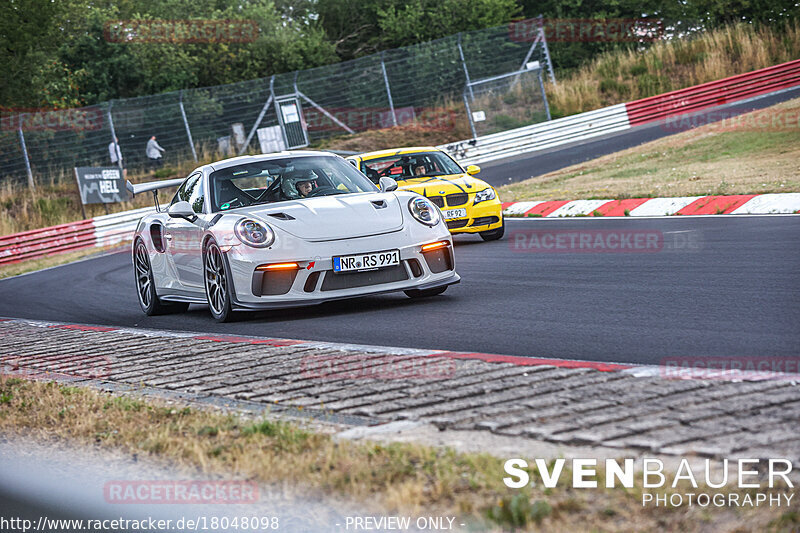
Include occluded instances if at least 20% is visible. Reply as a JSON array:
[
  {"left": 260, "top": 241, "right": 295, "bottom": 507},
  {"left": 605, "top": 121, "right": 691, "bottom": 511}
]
[
  {"left": 231, "top": 122, "right": 246, "bottom": 148},
  {"left": 257, "top": 126, "right": 286, "bottom": 153},
  {"left": 472, "top": 111, "right": 486, "bottom": 122},
  {"left": 526, "top": 61, "right": 541, "bottom": 71},
  {"left": 281, "top": 103, "right": 300, "bottom": 124}
]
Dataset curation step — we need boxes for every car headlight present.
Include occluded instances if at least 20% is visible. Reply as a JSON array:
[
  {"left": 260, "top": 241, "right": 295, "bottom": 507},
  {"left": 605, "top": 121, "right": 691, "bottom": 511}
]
[
  {"left": 234, "top": 218, "right": 275, "bottom": 248},
  {"left": 408, "top": 197, "right": 441, "bottom": 227},
  {"left": 474, "top": 187, "right": 497, "bottom": 204}
]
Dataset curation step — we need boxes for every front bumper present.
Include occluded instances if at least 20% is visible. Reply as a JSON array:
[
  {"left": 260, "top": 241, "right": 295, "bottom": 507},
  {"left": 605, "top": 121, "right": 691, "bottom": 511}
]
[
  {"left": 443, "top": 198, "right": 504, "bottom": 234},
  {"left": 231, "top": 271, "right": 460, "bottom": 310},
  {"left": 224, "top": 229, "right": 459, "bottom": 310}
]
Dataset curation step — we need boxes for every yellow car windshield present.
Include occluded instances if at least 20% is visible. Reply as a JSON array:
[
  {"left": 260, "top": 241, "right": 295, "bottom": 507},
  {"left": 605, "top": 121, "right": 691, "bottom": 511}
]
[{"left": 361, "top": 152, "right": 463, "bottom": 182}]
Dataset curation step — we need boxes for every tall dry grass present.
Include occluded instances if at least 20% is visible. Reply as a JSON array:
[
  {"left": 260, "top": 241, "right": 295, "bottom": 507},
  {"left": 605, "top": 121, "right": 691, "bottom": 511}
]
[{"left": 547, "top": 22, "right": 800, "bottom": 117}]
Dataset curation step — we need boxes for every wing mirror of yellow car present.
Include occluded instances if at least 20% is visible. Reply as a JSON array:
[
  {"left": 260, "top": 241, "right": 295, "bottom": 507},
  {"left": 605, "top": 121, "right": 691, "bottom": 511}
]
[{"left": 466, "top": 165, "right": 481, "bottom": 175}]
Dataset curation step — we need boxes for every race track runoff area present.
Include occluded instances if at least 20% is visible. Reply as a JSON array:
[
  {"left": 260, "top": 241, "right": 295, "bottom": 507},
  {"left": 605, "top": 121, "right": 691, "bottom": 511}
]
[{"left": 2, "top": 318, "right": 799, "bottom": 460}]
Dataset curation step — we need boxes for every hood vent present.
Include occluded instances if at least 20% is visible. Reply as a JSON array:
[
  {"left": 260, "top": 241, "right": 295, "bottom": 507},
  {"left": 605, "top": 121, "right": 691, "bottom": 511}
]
[
  {"left": 371, "top": 200, "right": 388, "bottom": 209},
  {"left": 268, "top": 212, "right": 295, "bottom": 220}
]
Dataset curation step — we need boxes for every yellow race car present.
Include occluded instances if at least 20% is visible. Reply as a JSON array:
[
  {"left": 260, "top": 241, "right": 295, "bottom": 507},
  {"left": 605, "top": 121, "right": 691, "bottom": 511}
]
[{"left": 347, "top": 147, "right": 504, "bottom": 241}]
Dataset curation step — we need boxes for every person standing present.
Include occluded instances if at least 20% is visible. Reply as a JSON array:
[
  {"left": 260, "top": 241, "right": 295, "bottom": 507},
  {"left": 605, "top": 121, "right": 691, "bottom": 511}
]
[
  {"left": 146, "top": 135, "right": 165, "bottom": 170},
  {"left": 108, "top": 136, "right": 126, "bottom": 178}
]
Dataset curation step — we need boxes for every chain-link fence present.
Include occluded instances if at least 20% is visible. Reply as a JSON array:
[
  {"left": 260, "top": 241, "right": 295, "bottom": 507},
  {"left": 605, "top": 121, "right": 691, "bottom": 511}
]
[
  {"left": 0, "top": 18, "right": 553, "bottom": 187},
  {"left": 465, "top": 67, "right": 551, "bottom": 137}
]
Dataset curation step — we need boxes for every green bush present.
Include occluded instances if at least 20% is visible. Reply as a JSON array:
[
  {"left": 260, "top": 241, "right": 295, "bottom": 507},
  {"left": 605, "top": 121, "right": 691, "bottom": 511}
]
[
  {"left": 598, "top": 78, "right": 627, "bottom": 97},
  {"left": 486, "top": 494, "right": 552, "bottom": 528},
  {"left": 153, "top": 167, "right": 177, "bottom": 179},
  {"left": 636, "top": 73, "right": 666, "bottom": 96},
  {"left": 35, "top": 197, "right": 72, "bottom": 225},
  {"left": 628, "top": 62, "right": 648, "bottom": 76},
  {"left": 492, "top": 114, "right": 526, "bottom": 131}
]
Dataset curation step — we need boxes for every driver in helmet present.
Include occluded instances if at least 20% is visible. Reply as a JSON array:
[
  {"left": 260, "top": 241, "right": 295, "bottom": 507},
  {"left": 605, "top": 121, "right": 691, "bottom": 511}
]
[
  {"left": 281, "top": 169, "right": 318, "bottom": 199},
  {"left": 297, "top": 179, "right": 314, "bottom": 197}
]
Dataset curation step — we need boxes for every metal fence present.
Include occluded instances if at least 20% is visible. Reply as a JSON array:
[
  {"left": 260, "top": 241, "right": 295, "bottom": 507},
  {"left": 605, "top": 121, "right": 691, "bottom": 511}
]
[
  {"left": 0, "top": 17, "right": 553, "bottom": 187},
  {"left": 464, "top": 66, "right": 551, "bottom": 138}
]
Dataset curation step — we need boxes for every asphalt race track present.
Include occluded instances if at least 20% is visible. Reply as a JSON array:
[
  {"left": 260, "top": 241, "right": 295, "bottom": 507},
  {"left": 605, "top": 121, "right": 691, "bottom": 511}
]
[
  {"left": 1, "top": 216, "right": 798, "bottom": 365},
  {"left": 477, "top": 86, "right": 800, "bottom": 187}
]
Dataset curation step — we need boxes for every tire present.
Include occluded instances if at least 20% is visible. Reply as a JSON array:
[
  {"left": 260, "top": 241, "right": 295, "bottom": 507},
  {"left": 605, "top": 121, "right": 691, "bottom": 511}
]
[
  {"left": 404, "top": 286, "right": 448, "bottom": 299},
  {"left": 203, "top": 239, "right": 235, "bottom": 322},
  {"left": 133, "top": 239, "right": 189, "bottom": 316},
  {"left": 479, "top": 218, "right": 505, "bottom": 241}
]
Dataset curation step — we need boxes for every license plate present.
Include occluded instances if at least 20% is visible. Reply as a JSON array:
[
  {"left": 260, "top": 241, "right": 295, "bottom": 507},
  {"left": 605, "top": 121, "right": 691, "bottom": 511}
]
[
  {"left": 443, "top": 208, "right": 467, "bottom": 220},
  {"left": 333, "top": 249, "right": 400, "bottom": 273}
]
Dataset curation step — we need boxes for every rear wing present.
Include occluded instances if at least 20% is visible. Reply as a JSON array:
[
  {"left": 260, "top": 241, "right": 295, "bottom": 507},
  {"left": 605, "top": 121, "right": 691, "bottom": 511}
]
[{"left": 126, "top": 178, "right": 185, "bottom": 212}]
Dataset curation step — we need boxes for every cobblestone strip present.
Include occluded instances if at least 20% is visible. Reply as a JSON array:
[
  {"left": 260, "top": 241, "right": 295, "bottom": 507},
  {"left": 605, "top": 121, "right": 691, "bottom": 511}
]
[{"left": 1, "top": 318, "right": 799, "bottom": 459}]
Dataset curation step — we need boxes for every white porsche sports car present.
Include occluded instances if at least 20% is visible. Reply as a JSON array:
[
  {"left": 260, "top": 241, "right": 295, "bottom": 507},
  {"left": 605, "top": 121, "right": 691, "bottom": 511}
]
[{"left": 129, "top": 151, "right": 460, "bottom": 321}]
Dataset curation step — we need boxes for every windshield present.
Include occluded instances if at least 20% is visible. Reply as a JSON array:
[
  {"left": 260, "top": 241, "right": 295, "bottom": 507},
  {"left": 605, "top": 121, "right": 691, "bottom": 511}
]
[
  {"left": 209, "top": 155, "right": 378, "bottom": 212},
  {"left": 360, "top": 151, "right": 464, "bottom": 183}
]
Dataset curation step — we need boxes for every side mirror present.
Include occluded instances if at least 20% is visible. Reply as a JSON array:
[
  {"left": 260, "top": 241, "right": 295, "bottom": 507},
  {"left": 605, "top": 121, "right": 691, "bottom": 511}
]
[
  {"left": 466, "top": 165, "right": 481, "bottom": 175},
  {"left": 168, "top": 200, "right": 197, "bottom": 221},
  {"left": 378, "top": 176, "right": 398, "bottom": 192}
]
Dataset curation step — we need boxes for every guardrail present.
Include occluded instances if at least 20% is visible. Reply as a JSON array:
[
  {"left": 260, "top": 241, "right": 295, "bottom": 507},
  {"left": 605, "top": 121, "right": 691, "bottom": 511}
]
[
  {"left": 440, "top": 58, "right": 800, "bottom": 165},
  {"left": 439, "top": 103, "right": 630, "bottom": 164},
  {"left": 626, "top": 58, "right": 800, "bottom": 125},
  {"left": 0, "top": 206, "right": 154, "bottom": 266}
]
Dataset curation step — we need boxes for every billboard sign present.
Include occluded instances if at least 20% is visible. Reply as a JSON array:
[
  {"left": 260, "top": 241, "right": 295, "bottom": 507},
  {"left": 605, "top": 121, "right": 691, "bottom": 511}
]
[{"left": 74, "top": 167, "right": 130, "bottom": 205}]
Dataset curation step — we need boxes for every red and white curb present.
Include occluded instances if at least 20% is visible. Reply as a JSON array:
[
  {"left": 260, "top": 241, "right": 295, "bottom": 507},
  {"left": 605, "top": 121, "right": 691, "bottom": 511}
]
[
  {"left": 502, "top": 193, "right": 800, "bottom": 218},
  {"left": 3, "top": 317, "right": 798, "bottom": 382}
]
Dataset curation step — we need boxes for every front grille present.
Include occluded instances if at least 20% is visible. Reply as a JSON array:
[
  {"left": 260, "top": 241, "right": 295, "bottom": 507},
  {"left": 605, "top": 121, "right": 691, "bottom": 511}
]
[
  {"left": 470, "top": 216, "right": 500, "bottom": 227},
  {"left": 320, "top": 264, "right": 409, "bottom": 292},
  {"left": 446, "top": 193, "right": 469, "bottom": 206},
  {"left": 428, "top": 196, "right": 445, "bottom": 208},
  {"left": 446, "top": 219, "right": 469, "bottom": 229}
]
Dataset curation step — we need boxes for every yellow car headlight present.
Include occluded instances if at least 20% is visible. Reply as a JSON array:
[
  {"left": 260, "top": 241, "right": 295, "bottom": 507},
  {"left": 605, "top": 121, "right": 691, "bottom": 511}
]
[{"left": 474, "top": 187, "right": 496, "bottom": 205}]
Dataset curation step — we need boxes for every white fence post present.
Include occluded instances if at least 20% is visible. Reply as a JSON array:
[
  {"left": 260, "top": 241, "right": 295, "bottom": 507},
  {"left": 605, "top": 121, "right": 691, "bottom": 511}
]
[
  {"left": 179, "top": 90, "right": 198, "bottom": 162},
  {"left": 380, "top": 52, "right": 398, "bottom": 126},
  {"left": 457, "top": 33, "right": 474, "bottom": 100},
  {"left": 17, "top": 115, "right": 35, "bottom": 189}
]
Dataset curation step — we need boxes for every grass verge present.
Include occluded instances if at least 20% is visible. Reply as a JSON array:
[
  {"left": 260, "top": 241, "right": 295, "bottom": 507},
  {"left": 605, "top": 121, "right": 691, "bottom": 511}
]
[
  {"left": 1, "top": 377, "right": 798, "bottom": 532},
  {"left": 498, "top": 97, "right": 800, "bottom": 203}
]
